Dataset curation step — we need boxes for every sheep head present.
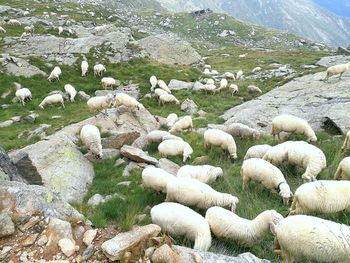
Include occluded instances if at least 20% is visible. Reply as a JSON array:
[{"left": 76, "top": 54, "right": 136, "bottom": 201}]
[{"left": 278, "top": 182, "right": 292, "bottom": 205}]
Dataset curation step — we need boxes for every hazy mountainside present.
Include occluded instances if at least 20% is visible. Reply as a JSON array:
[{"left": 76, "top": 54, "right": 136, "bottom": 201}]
[
  {"left": 313, "top": 0, "right": 350, "bottom": 17},
  {"left": 63, "top": 0, "right": 165, "bottom": 10},
  {"left": 157, "top": 0, "right": 350, "bottom": 47}
]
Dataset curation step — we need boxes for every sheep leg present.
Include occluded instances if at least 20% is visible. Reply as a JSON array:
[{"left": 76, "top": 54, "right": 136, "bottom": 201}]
[
  {"left": 61, "top": 102, "right": 65, "bottom": 108},
  {"left": 339, "top": 72, "right": 343, "bottom": 80}
]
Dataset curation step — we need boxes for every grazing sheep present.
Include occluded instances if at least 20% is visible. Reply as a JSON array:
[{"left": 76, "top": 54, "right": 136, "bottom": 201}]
[
  {"left": 146, "top": 130, "right": 170, "bottom": 144},
  {"left": 87, "top": 94, "right": 114, "bottom": 115},
  {"left": 236, "top": 70, "right": 243, "bottom": 80},
  {"left": 0, "top": 26, "right": 6, "bottom": 33},
  {"left": 154, "top": 88, "right": 169, "bottom": 98},
  {"left": 341, "top": 130, "right": 350, "bottom": 151},
  {"left": 158, "top": 139, "right": 193, "bottom": 162},
  {"left": 157, "top": 80, "right": 171, "bottom": 93},
  {"left": 166, "top": 178, "right": 239, "bottom": 212},
  {"left": 58, "top": 26, "right": 64, "bottom": 35},
  {"left": 229, "top": 84, "right": 238, "bottom": 96},
  {"left": 101, "top": 77, "right": 116, "bottom": 89},
  {"left": 39, "top": 94, "right": 64, "bottom": 109},
  {"left": 247, "top": 84, "right": 262, "bottom": 94},
  {"left": 241, "top": 158, "right": 292, "bottom": 205},
  {"left": 252, "top": 67, "right": 261, "bottom": 74},
  {"left": 15, "top": 87, "right": 32, "bottom": 106},
  {"left": 151, "top": 202, "right": 212, "bottom": 251},
  {"left": 263, "top": 141, "right": 326, "bottom": 182},
  {"left": 115, "top": 93, "right": 144, "bottom": 111},
  {"left": 80, "top": 124, "right": 103, "bottom": 159},
  {"left": 271, "top": 114, "right": 317, "bottom": 142},
  {"left": 162, "top": 134, "right": 183, "bottom": 141},
  {"left": 334, "top": 157, "right": 350, "bottom": 180},
  {"left": 8, "top": 19, "right": 21, "bottom": 26},
  {"left": 47, "top": 66, "right": 62, "bottom": 82},
  {"left": 150, "top": 75, "right": 157, "bottom": 91},
  {"left": 227, "top": 123, "right": 260, "bottom": 139},
  {"left": 64, "top": 84, "right": 77, "bottom": 102},
  {"left": 325, "top": 62, "right": 350, "bottom": 81},
  {"left": 220, "top": 78, "right": 228, "bottom": 89},
  {"left": 270, "top": 215, "right": 350, "bottom": 263},
  {"left": 81, "top": 60, "right": 89, "bottom": 77},
  {"left": 206, "top": 79, "right": 215, "bottom": 85},
  {"left": 93, "top": 64, "right": 106, "bottom": 76},
  {"left": 211, "top": 69, "right": 219, "bottom": 75},
  {"left": 200, "top": 84, "right": 217, "bottom": 92},
  {"left": 204, "top": 64, "right": 211, "bottom": 70},
  {"left": 166, "top": 113, "right": 178, "bottom": 128},
  {"left": 141, "top": 166, "right": 176, "bottom": 193},
  {"left": 224, "top": 72, "right": 235, "bottom": 79},
  {"left": 24, "top": 25, "right": 34, "bottom": 35},
  {"left": 159, "top": 94, "right": 180, "bottom": 105},
  {"left": 169, "top": 116, "right": 193, "bottom": 134},
  {"left": 206, "top": 207, "right": 283, "bottom": 247},
  {"left": 244, "top": 144, "right": 272, "bottom": 160},
  {"left": 289, "top": 180, "right": 350, "bottom": 215},
  {"left": 204, "top": 129, "right": 237, "bottom": 159},
  {"left": 177, "top": 165, "right": 223, "bottom": 184}
]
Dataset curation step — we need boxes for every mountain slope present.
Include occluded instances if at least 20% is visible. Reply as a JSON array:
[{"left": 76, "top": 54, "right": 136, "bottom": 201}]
[{"left": 157, "top": 0, "right": 350, "bottom": 46}]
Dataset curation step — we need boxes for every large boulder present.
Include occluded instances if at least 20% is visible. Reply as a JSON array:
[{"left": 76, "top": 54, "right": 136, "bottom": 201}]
[
  {"left": 1, "top": 55, "right": 47, "bottom": 78},
  {"left": 9, "top": 134, "right": 94, "bottom": 204},
  {"left": 316, "top": 55, "right": 350, "bottom": 67},
  {"left": 222, "top": 71, "right": 350, "bottom": 134},
  {"left": 138, "top": 34, "right": 202, "bottom": 65}
]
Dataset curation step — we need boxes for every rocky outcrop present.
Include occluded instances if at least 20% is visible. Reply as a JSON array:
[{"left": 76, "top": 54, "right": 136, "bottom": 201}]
[
  {"left": 1, "top": 55, "right": 47, "bottom": 78},
  {"left": 138, "top": 34, "right": 202, "bottom": 65},
  {"left": 222, "top": 71, "right": 350, "bottom": 134},
  {"left": 316, "top": 55, "right": 350, "bottom": 68}
]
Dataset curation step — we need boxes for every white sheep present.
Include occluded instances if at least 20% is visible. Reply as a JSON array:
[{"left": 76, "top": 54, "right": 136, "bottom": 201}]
[
  {"left": 263, "top": 141, "right": 326, "bottom": 182},
  {"left": 157, "top": 80, "right": 171, "bottom": 93},
  {"left": 151, "top": 202, "right": 212, "bottom": 251},
  {"left": 206, "top": 207, "right": 283, "bottom": 247},
  {"left": 87, "top": 94, "right": 114, "bottom": 115},
  {"left": 211, "top": 69, "right": 219, "bottom": 75},
  {"left": 58, "top": 26, "right": 64, "bottom": 35},
  {"left": 204, "top": 64, "right": 211, "bottom": 70},
  {"left": 101, "top": 77, "right": 116, "bottom": 89},
  {"left": 150, "top": 75, "right": 157, "bottom": 92},
  {"left": 200, "top": 84, "right": 217, "bottom": 93},
  {"left": 0, "top": 26, "right": 6, "bottom": 33},
  {"left": 236, "top": 70, "right": 243, "bottom": 80},
  {"left": 252, "top": 67, "right": 261, "bottom": 74},
  {"left": 169, "top": 116, "right": 193, "bottom": 134},
  {"left": 270, "top": 215, "right": 350, "bottom": 263},
  {"left": 289, "top": 180, "right": 350, "bottom": 215},
  {"left": 241, "top": 158, "right": 292, "bottom": 205},
  {"left": 341, "top": 130, "right": 350, "bottom": 151},
  {"left": 81, "top": 60, "right": 89, "bottom": 77},
  {"left": 154, "top": 88, "right": 169, "bottom": 98},
  {"left": 93, "top": 64, "right": 106, "bottom": 76},
  {"left": 325, "top": 62, "right": 350, "bottom": 81},
  {"left": 47, "top": 66, "right": 62, "bottom": 82},
  {"left": 159, "top": 94, "right": 179, "bottom": 105},
  {"left": 271, "top": 114, "right": 317, "bottom": 142},
  {"left": 64, "top": 84, "right": 77, "bottom": 102},
  {"left": 15, "top": 88, "right": 32, "bottom": 106},
  {"left": 24, "top": 25, "right": 34, "bottom": 35},
  {"left": 206, "top": 79, "right": 215, "bottom": 85},
  {"left": 334, "top": 157, "right": 350, "bottom": 180},
  {"left": 146, "top": 130, "right": 170, "bottom": 144},
  {"left": 204, "top": 129, "right": 237, "bottom": 159},
  {"left": 220, "top": 78, "right": 228, "bottom": 89},
  {"left": 80, "top": 124, "right": 103, "bottom": 159},
  {"left": 203, "top": 68, "right": 211, "bottom": 75},
  {"left": 227, "top": 123, "right": 260, "bottom": 139},
  {"left": 244, "top": 144, "right": 272, "bottom": 160},
  {"left": 8, "top": 19, "right": 21, "bottom": 26},
  {"left": 39, "top": 94, "right": 65, "bottom": 109},
  {"left": 166, "top": 113, "right": 178, "bottom": 128},
  {"left": 162, "top": 134, "right": 183, "bottom": 141},
  {"left": 176, "top": 165, "right": 223, "bottom": 184},
  {"left": 166, "top": 178, "right": 239, "bottom": 212},
  {"left": 158, "top": 139, "right": 193, "bottom": 162},
  {"left": 247, "top": 84, "right": 262, "bottom": 94},
  {"left": 141, "top": 166, "right": 176, "bottom": 193},
  {"left": 114, "top": 93, "right": 144, "bottom": 111},
  {"left": 229, "top": 84, "right": 238, "bottom": 96},
  {"left": 224, "top": 72, "right": 235, "bottom": 79}
]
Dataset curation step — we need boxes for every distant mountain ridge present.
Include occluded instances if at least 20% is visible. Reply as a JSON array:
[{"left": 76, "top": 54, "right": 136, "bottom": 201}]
[{"left": 156, "top": 0, "right": 350, "bottom": 47}]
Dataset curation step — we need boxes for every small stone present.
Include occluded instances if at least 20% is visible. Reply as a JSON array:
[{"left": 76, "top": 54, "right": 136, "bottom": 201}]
[
  {"left": 37, "top": 234, "right": 48, "bottom": 246},
  {"left": 1, "top": 104, "right": 10, "bottom": 109},
  {"left": 197, "top": 110, "right": 207, "bottom": 117},
  {"left": 1, "top": 246, "right": 12, "bottom": 255},
  {"left": 158, "top": 158, "right": 180, "bottom": 175},
  {"left": 58, "top": 238, "right": 75, "bottom": 257},
  {"left": 51, "top": 115, "right": 62, "bottom": 119},
  {"left": 137, "top": 214, "right": 147, "bottom": 223},
  {"left": 87, "top": 194, "right": 104, "bottom": 207},
  {"left": 77, "top": 91, "right": 91, "bottom": 101},
  {"left": 82, "top": 245, "right": 94, "bottom": 261},
  {"left": 114, "top": 158, "right": 126, "bottom": 167},
  {"left": 83, "top": 229, "right": 97, "bottom": 246},
  {"left": 73, "top": 225, "right": 85, "bottom": 240},
  {"left": 21, "top": 233, "right": 39, "bottom": 246},
  {"left": 117, "top": 181, "right": 131, "bottom": 187},
  {"left": 0, "top": 120, "right": 13, "bottom": 128},
  {"left": 11, "top": 116, "right": 21, "bottom": 122},
  {"left": 0, "top": 212, "right": 15, "bottom": 237},
  {"left": 181, "top": 98, "right": 198, "bottom": 114},
  {"left": 21, "top": 113, "right": 38, "bottom": 123},
  {"left": 192, "top": 156, "right": 209, "bottom": 165}
]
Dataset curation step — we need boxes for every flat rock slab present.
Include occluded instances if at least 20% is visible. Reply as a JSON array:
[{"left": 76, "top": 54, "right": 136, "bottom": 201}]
[
  {"left": 2, "top": 56, "right": 47, "bottom": 78},
  {"left": 102, "top": 224, "right": 161, "bottom": 261},
  {"left": 222, "top": 72, "right": 350, "bottom": 134},
  {"left": 138, "top": 34, "right": 202, "bottom": 65},
  {"left": 316, "top": 55, "right": 350, "bottom": 67},
  {"left": 120, "top": 145, "right": 158, "bottom": 165}
]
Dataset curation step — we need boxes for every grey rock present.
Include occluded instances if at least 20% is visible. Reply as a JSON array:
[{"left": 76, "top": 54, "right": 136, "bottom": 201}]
[
  {"left": 18, "top": 124, "right": 51, "bottom": 140},
  {"left": 0, "top": 120, "right": 13, "bottom": 128},
  {"left": 138, "top": 34, "right": 202, "bottom": 65},
  {"left": 168, "top": 79, "right": 193, "bottom": 90},
  {"left": 1, "top": 104, "right": 10, "bottom": 109},
  {"left": 157, "top": 158, "right": 180, "bottom": 175},
  {"left": 337, "top": 47, "right": 350, "bottom": 56},
  {"left": 222, "top": 71, "right": 350, "bottom": 134},
  {"left": 123, "top": 161, "right": 142, "bottom": 177},
  {"left": 0, "top": 212, "right": 15, "bottom": 237},
  {"left": 101, "top": 149, "right": 120, "bottom": 160},
  {"left": 197, "top": 110, "right": 207, "bottom": 117},
  {"left": 11, "top": 151, "right": 41, "bottom": 184},
  {"left": 87, "top": 194, "right": 104, "bottom": 207},
  {"left": 193, "top": 81, "right": 204, "bottom": 91},
  {"left": 101, "top": 131, "right": 140, "bottom": 149},
  {"left": 0, "top": 170, "right": 10, "bottom": 181},
  {"left": 21, "top": 113, "right": 38, "bottom": 123},
  {"left": 117, "top": 181, "right": 131, "bottom": 187},
  {"left": 181, "top": 98, "right": 198, "bottom": 114},
  {"left": 0, "top": 181, "right": 84, "bottom": 222},
  {"left": 77, "top": 91, "right": 91, "bottom": 101},
  {"left": 114, "top": 158, "right": 127, "bottom": 167},
  {"left": 101, "top": 224, "right": 161, "bottom": 261},
  {"left": 82, "top": 244, "right": 94, "bottom": 261},
  {"left": 0, "top": 146, "right": 25, "bottom": 183},
  {"left": 11, "top": 116, "right": 21, "bottom": 122},
  {"left": 316, "top": 55, "right": 350, "bottom": 68},
  {"left": 1, "top": 55, "right": 47, "bottom": 78},
  {"left": 120, "top": 145, "right": 158, "bottom": 165}
]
